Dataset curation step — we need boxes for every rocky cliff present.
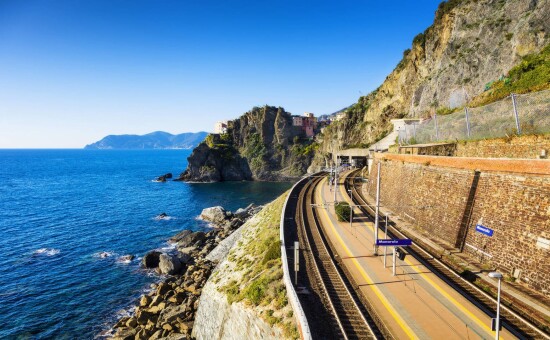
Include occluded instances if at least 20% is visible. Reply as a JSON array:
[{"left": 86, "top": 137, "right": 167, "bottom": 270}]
[
  {"left": 179, "top": 106, "right": 317, "bottom": 182},
  {"left": 192, "top": 194, "right": 298, "bottom": 339},
  {"left": 316, "top": 0, "right": 550, "bottom": 155}
]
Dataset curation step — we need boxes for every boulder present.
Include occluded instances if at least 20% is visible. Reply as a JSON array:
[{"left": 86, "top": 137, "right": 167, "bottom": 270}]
[
  {"left": 177, "top": 252, "right": 191, "bottom": 265},
  {"left": 159, "top": 253, "right": 182, "bottom": 275},
  {"left": 140, "top": 295, "right": 151, "bottom": 307},
  {"left": 164, "top": 173, "right": 173, "bottom": 179},
  {"left": 142, "top": 251, "right": 161, "bottom": 268},
  {"left": 169, "top": 230, "right": 192, "bottom": 244},
  {"left": 177, "top": 231, "right": 206, "bottom": 248},
  {"left": 136, "top": 309, "right": 156, "bottom": 325},
  {"left": 113, "top": 327, "right": 137, "bottom": 340},
  {"left": 199, "top": 206, "right": 227, "bottom": 225},
  {"left": 158, "top": 305, "right": 188, "bottom": 325}
]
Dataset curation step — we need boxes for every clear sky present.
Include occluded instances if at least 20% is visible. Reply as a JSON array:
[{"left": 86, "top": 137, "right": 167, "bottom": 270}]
[{"left": 0, "top": 0, "right": 441, "bottom": 148}]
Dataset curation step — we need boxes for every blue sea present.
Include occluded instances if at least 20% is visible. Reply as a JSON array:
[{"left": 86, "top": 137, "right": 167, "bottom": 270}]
[{"left": 0, "top": 149, "right": 292, "bottom": 339}]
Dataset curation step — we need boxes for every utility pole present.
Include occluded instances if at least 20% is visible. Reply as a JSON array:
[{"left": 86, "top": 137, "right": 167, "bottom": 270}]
[
  {"left": 374, "top": 162, "right": 381, "bottom": 254},
  {"left": 334, "top": 164, "right": 338, "bottom": 203},
  {"left": 384, "top": 215, "right": 388, "bottom": 268}
]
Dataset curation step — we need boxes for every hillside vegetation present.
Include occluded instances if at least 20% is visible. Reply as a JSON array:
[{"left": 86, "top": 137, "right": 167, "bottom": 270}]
[{"left": 193, "top": 193, "right": 298, "bottom": 339}]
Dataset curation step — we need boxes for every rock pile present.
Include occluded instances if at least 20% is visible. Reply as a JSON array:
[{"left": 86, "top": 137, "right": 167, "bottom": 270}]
[{"left": 109, "top": 204, "right": 261, "bottom": 340}]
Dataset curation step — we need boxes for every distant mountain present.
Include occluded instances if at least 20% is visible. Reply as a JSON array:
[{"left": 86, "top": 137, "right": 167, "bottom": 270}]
[{"left": 84, "top": 131, "right": 208, "bottom": 150}]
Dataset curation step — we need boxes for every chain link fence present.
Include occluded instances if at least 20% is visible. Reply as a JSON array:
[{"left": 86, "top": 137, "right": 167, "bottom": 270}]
[{"left": 399, "top": 89, "right": 550, "bottom": 145}]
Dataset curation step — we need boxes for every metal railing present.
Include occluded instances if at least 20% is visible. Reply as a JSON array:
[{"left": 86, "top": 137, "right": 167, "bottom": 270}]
[{"left": 398, "top": 89, "right": 550, "bottom": 145}]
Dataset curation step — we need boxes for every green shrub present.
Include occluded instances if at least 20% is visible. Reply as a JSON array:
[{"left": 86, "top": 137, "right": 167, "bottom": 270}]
[
  {"left": 335, "top": 202, "right": 351, "bottom": 222},
  {"left": 262, "top": 240, "right": 281, "bottom": 265},
  {"left": 243, "top": 276, "right": 270, "bottom": 305}
]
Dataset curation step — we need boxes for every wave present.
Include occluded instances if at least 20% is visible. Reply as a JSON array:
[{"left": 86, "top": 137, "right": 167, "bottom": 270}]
[
  {"left": 33, "top": 248, "right": 60, "bottom": 256},
  {"left": 93, "top": 251, "right": 116, "bottom": 259},
  {"left": 115, "top": 255, "right": 135, "bottom": 264},
  {"left": 153, "top": 216, "right": 175, "bottom": 221}
]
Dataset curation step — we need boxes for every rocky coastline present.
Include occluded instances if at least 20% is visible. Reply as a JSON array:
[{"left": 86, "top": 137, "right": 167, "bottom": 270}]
[{"left": 107, "top": 204, "right": 261, "bottom": 340}]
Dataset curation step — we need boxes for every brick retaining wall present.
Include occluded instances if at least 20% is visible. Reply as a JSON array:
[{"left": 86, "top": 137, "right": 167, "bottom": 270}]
[{"left": 367, "top": 154, "right": 550, "bottom": 293}]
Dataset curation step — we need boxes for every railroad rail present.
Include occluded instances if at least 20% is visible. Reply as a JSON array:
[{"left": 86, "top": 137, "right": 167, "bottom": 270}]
[
  {"left": 296, "top": 174, "right": 382, "bottom": 340},
  {"left": 343, "top": 169, "right": 550, "bottom": 340}
]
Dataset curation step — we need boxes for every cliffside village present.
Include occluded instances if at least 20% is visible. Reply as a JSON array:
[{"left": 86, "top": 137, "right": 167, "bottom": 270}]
[{"left": 214, "top": 112, "right": 337, "bottom": 138}]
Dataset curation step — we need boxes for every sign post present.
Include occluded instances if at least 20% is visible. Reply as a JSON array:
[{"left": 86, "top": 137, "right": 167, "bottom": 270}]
[
  {"left": 376, "top": 239, "right": 412, "bottom": 276},
  {"left": 294, "top": 241, "right": 299, "bottom": 285},
  {"left": 392, "top": 246, "right": 397, "bottom": 276}
]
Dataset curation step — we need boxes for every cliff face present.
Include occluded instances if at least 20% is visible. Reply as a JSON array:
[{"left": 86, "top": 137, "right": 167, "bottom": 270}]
[
  {"left": 179, "top": 106, "right": 316, "bottom": 182},
  {"left": 318, "top": 0, "right": 550, "bottom": 153},
  {"left": 192, "top": 194, "right": 297, "bottom": 339}
]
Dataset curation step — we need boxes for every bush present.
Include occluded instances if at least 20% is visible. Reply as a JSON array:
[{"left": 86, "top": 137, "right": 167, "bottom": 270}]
[
  {"left": 243, "top": 276, "right": 270, "bottom": 305},
  {"left": 262, "top": 240, "right": 281, "bottom": 265},
  {"left": 335, "top": 202, "right": 351, "bottom": 222}
]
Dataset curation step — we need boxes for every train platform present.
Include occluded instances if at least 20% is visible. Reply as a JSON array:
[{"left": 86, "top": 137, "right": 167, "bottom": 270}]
[{"left": 313, "top": 174, "right": 515, "bottom": 339}]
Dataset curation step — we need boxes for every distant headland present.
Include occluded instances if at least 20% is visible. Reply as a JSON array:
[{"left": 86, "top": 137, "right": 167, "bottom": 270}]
[{"left": 84, "top": 131, "right": 208, "bottom": 150}]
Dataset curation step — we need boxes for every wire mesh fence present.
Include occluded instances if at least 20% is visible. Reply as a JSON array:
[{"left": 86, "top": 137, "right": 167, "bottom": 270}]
[{"left": 398, "top": 89, "right": 550, "bottom": 145}]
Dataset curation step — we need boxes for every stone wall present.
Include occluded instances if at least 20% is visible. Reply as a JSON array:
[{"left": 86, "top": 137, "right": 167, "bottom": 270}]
[
  {"left": 455, "top": 135, "right": 550, "bottom": 159},
  {"left": 367, "top": 154, "right": 550, "bottom": 293}
]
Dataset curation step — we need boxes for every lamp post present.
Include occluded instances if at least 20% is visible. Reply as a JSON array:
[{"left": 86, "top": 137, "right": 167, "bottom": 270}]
[
  {"left": 374, "top": 162, "right": 381, "bottom": 254},
  {"left": 348, "top": 189, "right": 353, "bottom": 230},
  {"left": 488, "top": 271, "right": 503, "bottom": 340}
]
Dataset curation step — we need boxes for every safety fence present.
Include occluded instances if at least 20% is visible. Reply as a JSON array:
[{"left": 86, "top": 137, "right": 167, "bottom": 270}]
[{"left": 398, "top": 89, "right": 550, "bottom": 145}]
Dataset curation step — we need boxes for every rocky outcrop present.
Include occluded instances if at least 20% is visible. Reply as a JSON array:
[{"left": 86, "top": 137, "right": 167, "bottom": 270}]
[
  {"left": 176, "top": 141, "right": 253, "bottom": 182},
  {"left": 199, "top": 206, "right": 230, "bottom": 225},
  {"left": 178, "top": 106, "right": 317, "bottom": 182},
  {"left": 142, "top": 251, "right": 161, "bottom": 269},
  {"left": 192, "top": 194, "right": 298, "bottom": 340},
  {"left": 158, "top": 254, "right": 182, "bottom": 275},
  {"left": 317, "top": 0, "right": 550, "bottom": 153},
  {"left": 109, "top": 204, "right": 259, "bottom": 340}
]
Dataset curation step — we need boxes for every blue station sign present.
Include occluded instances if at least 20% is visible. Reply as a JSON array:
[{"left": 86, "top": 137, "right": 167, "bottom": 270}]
[
  {"left": 475, "top": 224, "right": 494, "bottom": 237},
  {"left": 376, "top": 239, "right": 412, "bottom": 246}
]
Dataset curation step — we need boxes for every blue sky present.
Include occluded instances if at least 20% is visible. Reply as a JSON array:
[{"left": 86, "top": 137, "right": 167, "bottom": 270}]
[{"left": 0, "top": 0, "right": 441, "bottom": 148}]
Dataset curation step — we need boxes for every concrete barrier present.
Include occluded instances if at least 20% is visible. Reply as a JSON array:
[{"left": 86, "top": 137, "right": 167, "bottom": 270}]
[{"left": 280, "top": 175, "right": 313, "bottom": 340}]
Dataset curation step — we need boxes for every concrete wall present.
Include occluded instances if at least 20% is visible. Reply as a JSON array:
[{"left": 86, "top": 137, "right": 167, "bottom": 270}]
[{"left": 367, "top": 153, "right": 550, "bottom": 293}]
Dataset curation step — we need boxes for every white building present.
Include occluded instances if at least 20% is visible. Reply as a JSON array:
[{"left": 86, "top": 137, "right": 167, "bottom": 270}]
[{"left": 214, "top": 121, "right": 228, "bottom": 134}]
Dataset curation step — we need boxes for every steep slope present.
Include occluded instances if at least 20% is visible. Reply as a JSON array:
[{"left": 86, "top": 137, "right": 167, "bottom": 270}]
[
  {"left": 179, "top": 106, "right": 317, "bottom": 182},
  {"left": 192, "top": 194, "right": 298, "bottom": 339},
  {"left": 317, "top": 0, "right": 549, "bottom": 154},
  {"left": 84, "top": 131, "right": 208, "bottom": 149}
]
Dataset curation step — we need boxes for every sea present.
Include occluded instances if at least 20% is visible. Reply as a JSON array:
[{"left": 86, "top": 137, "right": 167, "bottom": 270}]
[{"left": 0, "top": 149, "right": 292, "bottom": 339}]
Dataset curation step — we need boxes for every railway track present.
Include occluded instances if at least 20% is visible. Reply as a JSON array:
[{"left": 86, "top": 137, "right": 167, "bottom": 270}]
[
  {"left": 296, "top": 174, "right": 382, "bottom": 340},
  {"left": 343, "top": 169, "right": 550, "bottom": 340}
]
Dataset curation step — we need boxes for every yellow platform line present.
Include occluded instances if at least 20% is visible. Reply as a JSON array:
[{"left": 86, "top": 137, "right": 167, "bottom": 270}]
[
  {"left": 319, "top": 178, "right": 419, "bottom": 339},
  {"left": 338, "top": 175, "right": 501, "bottom": 339}
]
